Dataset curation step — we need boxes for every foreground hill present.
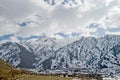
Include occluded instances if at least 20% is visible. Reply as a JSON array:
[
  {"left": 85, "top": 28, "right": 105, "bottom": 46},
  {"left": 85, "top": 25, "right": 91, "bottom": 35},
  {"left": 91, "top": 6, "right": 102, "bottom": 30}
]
[
  {"left": 0, "top": 59, "right": 24, "bottom": 79},
  {"left": 0, "top": 59, "right": 97, "bottom": 80},
  {"left": 0, "top": 59, "right": 73, "bottom": 80}
]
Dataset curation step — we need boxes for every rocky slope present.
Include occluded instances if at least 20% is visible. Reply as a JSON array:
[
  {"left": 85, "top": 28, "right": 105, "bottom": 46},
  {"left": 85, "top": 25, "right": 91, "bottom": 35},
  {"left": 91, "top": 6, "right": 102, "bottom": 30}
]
[{"left": 0, "top": 35, "right": 120, "bottom": 75}]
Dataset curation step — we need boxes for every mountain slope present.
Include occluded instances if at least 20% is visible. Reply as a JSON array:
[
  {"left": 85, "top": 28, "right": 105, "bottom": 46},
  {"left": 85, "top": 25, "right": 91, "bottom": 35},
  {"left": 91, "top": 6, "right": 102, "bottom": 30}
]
[
  {"left": 0, "top": 42, "right": 21, "bottom": 67},
  {"left": 0, "top": 59, "right": 23, "bottom": 79},
  {"left": 0, "top": 59, "right": 13, "bottom": 76},
  {"left": 0, "top": 42, "right": 36, "bottom": 68},
  {"left": 0, "top": 35, "right": 120, "bottom": 75},
  {"left": 17, "top": 43, "right": 36, "bottom": 68},
  {"left": 51, "top": 35, "right": 120, "bottom": 69}
]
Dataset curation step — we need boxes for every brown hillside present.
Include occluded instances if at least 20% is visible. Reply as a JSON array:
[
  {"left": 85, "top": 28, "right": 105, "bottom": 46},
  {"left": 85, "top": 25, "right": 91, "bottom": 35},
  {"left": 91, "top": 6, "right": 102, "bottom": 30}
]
[{"left": 0, "top": 59, "right": 26, "bottom": 80}]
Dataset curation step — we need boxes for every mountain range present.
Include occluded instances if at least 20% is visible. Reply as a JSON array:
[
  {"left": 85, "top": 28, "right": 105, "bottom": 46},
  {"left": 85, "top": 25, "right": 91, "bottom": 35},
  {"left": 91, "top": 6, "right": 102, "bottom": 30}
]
[{"left": 0, "top": 35, "right": 120, "bottom": 75}]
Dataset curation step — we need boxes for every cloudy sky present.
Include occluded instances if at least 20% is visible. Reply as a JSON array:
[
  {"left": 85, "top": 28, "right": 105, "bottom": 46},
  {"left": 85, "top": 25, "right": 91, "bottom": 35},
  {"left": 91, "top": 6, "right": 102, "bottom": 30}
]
[{"left": 0, "top": 0, "right": 120, "bottom": 42}]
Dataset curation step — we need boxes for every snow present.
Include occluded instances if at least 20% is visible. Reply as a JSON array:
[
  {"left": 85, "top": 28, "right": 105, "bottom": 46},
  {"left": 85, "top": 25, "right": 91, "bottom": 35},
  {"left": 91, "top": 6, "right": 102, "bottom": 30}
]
[
  {"left": 0, "top": 35, "right": 120, "bottom": 75},
  {"left": 103, "top": 77, "right": 120, "bottom": 80},
  {"left": 0, "top": 42, "right": 21, "bottom": 67}
]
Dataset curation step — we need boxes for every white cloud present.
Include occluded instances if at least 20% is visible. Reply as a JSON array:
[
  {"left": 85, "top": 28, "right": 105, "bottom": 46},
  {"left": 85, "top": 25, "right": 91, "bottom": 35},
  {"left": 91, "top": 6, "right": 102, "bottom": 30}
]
[
  {"left": 0, "top": 0, "right": 40, "bottom": 37},
  {"left": 104, "top": 7, "right": 120, "bottom": 28},
  {"left": 0, "top": 0, "right": 38, "bottom": 22},
  {"left": 106, "top": 31, "right": 120, "bottom": 35},
  {"left": 8, "top": 36, "right": 20, "bottom": 42},
  {"left": 0, "top": 0, "right": 120, "bottom": 40},
  {"left": 0, "top": 17, "right": 20, "bottom": 36}
]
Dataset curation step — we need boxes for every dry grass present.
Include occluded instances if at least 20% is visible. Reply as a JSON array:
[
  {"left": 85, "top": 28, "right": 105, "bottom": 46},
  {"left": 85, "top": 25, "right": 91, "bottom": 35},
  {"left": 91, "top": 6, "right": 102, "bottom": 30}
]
[
  {"left": 0, "top": 59, "right": 26, "bottom": 80},
  {"left": 0, "top": 59, "right": 14, "bottom": 80},
  {"left": 0, "top": 59, "right": 102, "bottom": 80},
  {"left": 15, "top": 74, "right": 72, "bottom": 80},
  {"left": 0, "top": 59, "right": 72, "bottom": 80}
]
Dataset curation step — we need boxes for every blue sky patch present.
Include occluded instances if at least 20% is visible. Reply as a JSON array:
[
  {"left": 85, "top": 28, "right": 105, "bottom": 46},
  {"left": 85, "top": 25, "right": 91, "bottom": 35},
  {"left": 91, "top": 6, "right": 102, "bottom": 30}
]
[
  {"left": 55, "top": 32, "right": 69, "bottom": 38},
  {"left": 107, "top": 27, "right": 120, "bottom": 32},
  {"left": 17, "top": 35, "right": 43, "bottom": 41},
  {"left": 18, "top": 22, "right": 27, "bottom": 27},
  {"left": 71, "top": 32, "right": 81, "bottom": 37},
  {"left": 0, "top": 34, "right": 14, "bottom": 41}
]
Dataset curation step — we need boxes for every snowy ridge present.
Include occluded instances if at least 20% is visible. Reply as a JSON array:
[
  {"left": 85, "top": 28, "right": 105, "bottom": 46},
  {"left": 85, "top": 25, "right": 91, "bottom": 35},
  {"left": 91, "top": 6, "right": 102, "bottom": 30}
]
[
  {"left": 0, "top": 42, "right": 21, "bottom": 67},
  {"left": 0, "top": 35, "right": 120, "bottom": 75},
  {"left": 51, "top": 35, "right": 120, "bottom": 69}
]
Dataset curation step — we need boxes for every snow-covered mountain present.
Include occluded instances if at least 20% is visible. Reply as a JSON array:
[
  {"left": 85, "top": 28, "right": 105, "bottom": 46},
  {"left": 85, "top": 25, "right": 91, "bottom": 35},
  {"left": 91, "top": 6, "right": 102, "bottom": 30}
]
[
  {"left": 51, "top": 35, "right": 120, "bottom": 71},
  {"left": 0, "top": 42, "right": 36, "bottom": 68},
  {"left": 0, "top": 35, "right": 120, "bottom": 75}
]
